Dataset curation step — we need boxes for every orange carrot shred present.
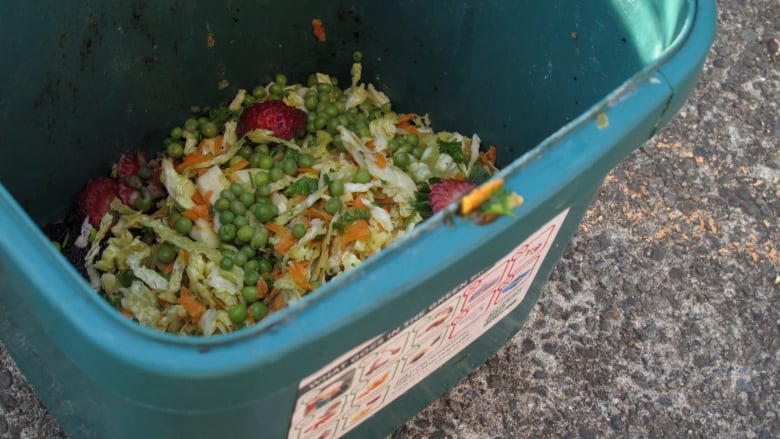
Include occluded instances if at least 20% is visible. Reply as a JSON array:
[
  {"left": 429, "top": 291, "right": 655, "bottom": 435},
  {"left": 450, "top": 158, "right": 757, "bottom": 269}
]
[
  {"left": 256, "top": 278, "right": 269, "bottom": 299},
  {"left": 204, "top": 190, "right": 214, "bottom": 204},
  {"left": 304, "top": 207, "right": 333, "bottom": 222},
  {"left": 374, "top": 151, "right": 387, "bottom": 169},
  {"left": 228, "top": 158, "right": 249, "bottom": 173},
  {"left": 394, "top": 113, "right": 420, "bottom": 125},
  {"left": 182, "top": 204, "right": 210, "bottom": 221},
  {"left": 396, "top": 121, "right": 420, "bottom": 134},
  {"left": 178, "top": 295, "right": 206, "bottom": 324},
  {"left": 161, "top": 261, "right": 175, "bottom": 276},
  {"left": 289, "top": 261, "right": 315, "bottom": 292},
  {"left": 120, "top": 308, "right": 134, "bottom": 319},
  {"left": 342, "top": 219, "right": 371, "bottom": 245},
  {"left": 191, "top": 190, "right": 206, "bottom": 206},
  {"left": 311, "top": 18, "right": 327, "bottom": 42},
  {"left": 266, "top": 223, "right": 295, "bottom": 255}
]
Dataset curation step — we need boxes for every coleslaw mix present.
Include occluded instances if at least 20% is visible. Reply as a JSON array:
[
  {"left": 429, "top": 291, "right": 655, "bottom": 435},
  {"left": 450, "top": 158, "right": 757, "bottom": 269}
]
[{"left": 81, "top": 60, "right": 501, "bottom": 336}]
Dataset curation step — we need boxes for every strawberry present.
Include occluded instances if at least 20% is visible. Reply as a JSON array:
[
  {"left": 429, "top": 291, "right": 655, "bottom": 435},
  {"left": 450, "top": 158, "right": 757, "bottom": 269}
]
[
  {"left": 428, "top": 179, "right": 478, "bottom": 214},
  {"left": 237, "top": 100, "right": 307, "bottom": 139},
  {"left": 77, "top": 177, "right": 118, "bottom": 227},
  {"left": 115, "top": 151, "right": 140, "bottom": 180},
  {"left": 118, "top": 184, "right": 139, "bottom": 206}
]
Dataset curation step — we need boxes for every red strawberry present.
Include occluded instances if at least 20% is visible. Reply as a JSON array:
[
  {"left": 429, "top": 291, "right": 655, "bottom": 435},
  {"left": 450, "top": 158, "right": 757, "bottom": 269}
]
[
  {"left": 77, "top": 177, "right": 118, "bottom": 227},
  {"left": 428, "top": 179, "right": 478, "bottom": 214},
  {"left": 118, "top": 184, "right": 139, "bottom": 206},
  {"left": 115, "top": 151, "right": 140, "bottom": 180},
  {"left": 237, "top": 100, "right": 307, "bottom": 139}
]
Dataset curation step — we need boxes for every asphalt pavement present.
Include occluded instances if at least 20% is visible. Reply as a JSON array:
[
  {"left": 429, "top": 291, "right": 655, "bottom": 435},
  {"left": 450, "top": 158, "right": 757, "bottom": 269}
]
[{"left": 1, "top": 0, "right": 778, "bottom": 438}]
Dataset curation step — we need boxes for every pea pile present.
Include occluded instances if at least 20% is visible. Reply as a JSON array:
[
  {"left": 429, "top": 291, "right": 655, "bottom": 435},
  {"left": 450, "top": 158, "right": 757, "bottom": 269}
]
[{"left": 74, "top": 52, "right": 501, "bottom": 335}]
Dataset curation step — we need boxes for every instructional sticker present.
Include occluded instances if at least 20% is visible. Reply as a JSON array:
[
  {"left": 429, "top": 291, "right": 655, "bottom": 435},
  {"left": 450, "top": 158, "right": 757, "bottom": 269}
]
[{"left": 287, "top": 209, "right": 569, "bottom": 439}]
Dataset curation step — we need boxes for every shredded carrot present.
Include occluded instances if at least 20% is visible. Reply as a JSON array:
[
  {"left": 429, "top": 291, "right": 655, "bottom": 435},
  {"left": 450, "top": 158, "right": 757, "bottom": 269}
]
[
  {"left": 365, "top": 139, "right": 376, "bottom": 150},
  {"left": 311, "top": 18, "right": 327, "bottom": 42},
  {"left": 161, "top": 261, "right": 175, "bottom": 276},
  {"left": 178, "top": 295, "right": 206, "bottom": 324},
  {"left": 296, "top": 167, "right": 318, "bottom": 176},
  {"left": 266, "top": 222, "right": 295, "bottom": 255},
  {"left": 478, "top": 145, "right": 497, "bottom": 166},
  {"left": 228, "top": 158, "right": 249, "bottom": 173},
  {"left": 289, "top": 261, "right": 315, "bottom": 292},
  {"left": 461, "top": 178, "right": 504, "bottom": 215},
  {"left": 269, "top": 290, "right": 286, "bottom": 311},
  {"left": 204, "top": 190, "right": 214, "bottom": 204},
  {"left": 182, "top": 204, "right": 211, "bottom": 221},
  {"left": 120, "top": 308, "right": 134, "bottom": 319},
  {"left": 176, "top": 152, "right": 215, "bottom": 173},
  {"left": 353, "top": 197, "right": 366, "bottom": 210},
  {"left": 374, "top": 151, "right": 387, "bottom": 169},
  {"left": 256, "top": 278, "right": 269, "bottom": 299},
  {"left": 396, "top": 121, "right": 420, "bottom": 134},
  {"left": 180, "top": 285, "right": 192, "bottom": 297},
  {"left": 342, "top": 219, "right": 371, "bottom": 245},
  {"left": 304, "top": 207, "right": 333, "bottom": 222},
  {"left": 180, "top": 250, "right": 190, "bottom": 264},
  {"left": 192, "top": 190, "right": 207, "bottom": 206},
  {"left": 394, "top": 113, "right": 420, "bottom": 125},
  {"left": 454, "top": 172, "right": 465, "bottom": 181}
]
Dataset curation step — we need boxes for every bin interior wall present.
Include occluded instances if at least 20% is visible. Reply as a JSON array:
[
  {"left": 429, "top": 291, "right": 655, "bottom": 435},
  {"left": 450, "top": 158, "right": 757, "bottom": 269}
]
[{"left": 0, "top": 0, "right": 687, "bottom": 224}]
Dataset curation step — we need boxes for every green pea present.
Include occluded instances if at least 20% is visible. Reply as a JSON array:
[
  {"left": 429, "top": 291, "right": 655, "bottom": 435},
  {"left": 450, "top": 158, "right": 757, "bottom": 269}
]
[
  {"left": 238, "top": 146, "right": 254, "bottom": 158},
  {"left": 175, "top": 216, "right": 193, "bottom": 234},
  {"left": 242, "top": 286, "right": 258, "bottom": 303},
  {"left": 254, "top": 203, "right": 276, "bottom": 222},
  {"left": 184, "top": 118, "right": 199, "bottom": 133},
  {"left": 269, "top": 83, "right": 283, "bottom": 95},
  {"left": 228, "top": 303, "right": 248, "bottom": 324},
  {"left": 255, "top": 144, "right": 270, "bottom": 155},
  {"left": 324, "top": 197, "right": 343, "bottom": 214},
  {"left": 239, "top": 192, "right": 255, "bottom": 207},
  {"left": 137, "top": 164, "right": 153, "bottom": 180},
  {"left": 329, "top": 179, "right": 345, "bottom": 197},
  {"left": 252, "top": 85, "right": 266, "bottom": 98},
  {"left": 357, "top": 125, "right": 371, "bottom": 138},
  {"left": 248, "top": 153, "right": 263, "bottom": 169},
  {"left": 240, "top": 245, "right": 256, "bottom": 258},
  {"left": 257, "top": 183, "right": 271, "bottom": 198},
  {"left": 388, "top": 138, "right": 401, "bottom": 152},
  {"left": 325, "top": 104, "right": 339, "bottom": 118},
  {"left": 250, "top": 302, "right": 268, "bottom": 320},
  {"left": 292, "top": 223, "right": 307, "bottom": 239},
  {"left": 243, "top": 94, "right": 256, "bottom": 106},
  {"left": 256, "top": 154, "right": 274, "bottom": 170},
  {"left": 269, "top": 166, "right": 285, "bottom": 182},
  {"left": 406, "top": 133, "right": 419, "bottom": 146},
  {"left": 220, "top": 189, "right": 236, "bottom": 201},
  {"left": 156, "top": 245, "right": 176, "bottom": 264},
  {"left": 220, "top": 256, "right": 234, "bottom": 270},
  {"left": 197, "top": 116, "right": 209, "bottom": 126},
  {"left": 298, "top": 153, "right": 315, "bottom": 168},
  {"left": 215, "top": 197, "right": 231, "bottom": 212},
  {"left": 170, "top": 127, "right": 183, "bottom": 139},
  {"left": 229, "top": 182, "right": 244, "bottom": 196},
  {"left": 258, "top": 258, "right": 273, "bottom": 274},
  {"left": 353, "top": 169, "right": 371, "bottom": 184},
  {"left": 282, "top": 158, "right": 298, "bottom": 175},
  {"left": 244, "top": 259, "right": 260, "bottom": 272},
  {"left": 352, "top": 50, "right": 363, "bottom": 62},
  {"left": 305, "top": 96, "right": 318, "bottom": 111},
  {"left": 219, "top": 210, "right": 235, "bottom": 224},
  {"left": 166, "top": 142, "right": 184, "bottom": 159},
  {"left": 393, "top": 151, "right": 411, "bottom": 168},
  {"left": 233, "top": 252, "right": 247, "bottom": 267},
  {"left": 233, "top": 215, "right": 248, "bottom": 228},
  {"left": 219, "top": 223, "right": 236, "bottom": 241},
  {"left": 244, "top": 270, "right": 260, "bottom": 287},
  {"left": 251, "top": 230, "right": 269, "bottom": 248},
  {"left": 315, "top": 116, "right": 328, "bottom": 130},
  {"left": 200, "top": 121, "right": 218, "bottom": 138},
  {"left": 230, "top": 200, "right": 247, "bottom": 216},
  {"left": 316, "top": 83, "right": 331, "bottom": 94},
  {"left": 274, "top": 73, "right": 287, "bottom": 85},
  {"left": 306, "top": 121, "right": 317, "bottom": 134},
  {"left": 413, "top": 146, "right": 426, "bottom": 159},
  {"left": 237, "top": 225, "right": 254, "bottom": 243}
]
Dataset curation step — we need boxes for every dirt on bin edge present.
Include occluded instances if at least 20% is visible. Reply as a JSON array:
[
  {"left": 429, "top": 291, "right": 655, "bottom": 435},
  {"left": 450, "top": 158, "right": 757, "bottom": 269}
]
[{"left": 1, "top": 1, "right": 778, "bottom": 438}]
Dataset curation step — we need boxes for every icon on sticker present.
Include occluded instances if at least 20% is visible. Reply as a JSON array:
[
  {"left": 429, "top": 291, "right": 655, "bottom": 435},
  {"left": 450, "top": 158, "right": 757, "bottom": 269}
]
[{"left": 304, "top": 370, "right": 354, "bottom": 416}]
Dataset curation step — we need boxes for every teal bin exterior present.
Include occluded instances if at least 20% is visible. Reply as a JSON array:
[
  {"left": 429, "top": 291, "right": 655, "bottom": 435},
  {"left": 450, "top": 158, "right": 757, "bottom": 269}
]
[{"left": 0, "top": 1, "right": 715, "bottom": 438}]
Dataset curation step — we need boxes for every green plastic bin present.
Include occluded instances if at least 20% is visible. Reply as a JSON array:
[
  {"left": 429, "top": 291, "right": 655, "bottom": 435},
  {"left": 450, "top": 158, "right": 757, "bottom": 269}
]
[{"left": 0, "top": 1, "right": 715, "bottom": 438}]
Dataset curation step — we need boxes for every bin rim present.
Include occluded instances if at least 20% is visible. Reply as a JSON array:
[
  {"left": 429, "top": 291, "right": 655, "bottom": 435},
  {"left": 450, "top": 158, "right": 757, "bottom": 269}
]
[{"left": 0, "top": 0, "right": 713, "bottom": 370}]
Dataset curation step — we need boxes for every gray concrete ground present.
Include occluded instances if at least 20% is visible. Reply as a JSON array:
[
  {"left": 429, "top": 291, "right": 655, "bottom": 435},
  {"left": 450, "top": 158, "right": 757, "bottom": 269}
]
[{"left": 1, "top": 0, "right": 778, "bottom": 438}]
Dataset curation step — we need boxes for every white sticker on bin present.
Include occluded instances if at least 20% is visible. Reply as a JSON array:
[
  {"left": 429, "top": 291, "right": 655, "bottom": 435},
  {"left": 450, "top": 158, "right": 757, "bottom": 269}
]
[{"left": 287, "top": 209, "right": 569, "bottom": 439}]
